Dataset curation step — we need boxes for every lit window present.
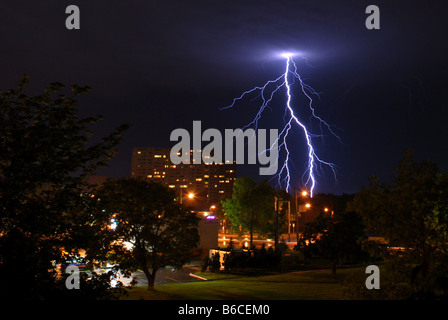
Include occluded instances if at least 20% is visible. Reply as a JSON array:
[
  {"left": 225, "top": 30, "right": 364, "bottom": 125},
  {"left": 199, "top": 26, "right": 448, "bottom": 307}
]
[
  {"left": 137, "top": 151, "right": 142, "bottom": 155},
  {"left": 154, "top": 155, "right": 162, "bottom": 158}
]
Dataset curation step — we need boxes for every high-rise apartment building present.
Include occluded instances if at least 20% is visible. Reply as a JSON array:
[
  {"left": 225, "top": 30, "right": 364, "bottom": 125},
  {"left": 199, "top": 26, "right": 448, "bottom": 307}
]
[{"left": 131, "top": 147, "right": 237, "bottom": 210}]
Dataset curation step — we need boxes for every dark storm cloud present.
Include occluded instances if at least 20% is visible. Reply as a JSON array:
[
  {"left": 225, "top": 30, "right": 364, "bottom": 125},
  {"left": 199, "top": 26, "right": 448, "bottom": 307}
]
[{"left": 1, "top": 0, "right": 447, "bottom": 194}]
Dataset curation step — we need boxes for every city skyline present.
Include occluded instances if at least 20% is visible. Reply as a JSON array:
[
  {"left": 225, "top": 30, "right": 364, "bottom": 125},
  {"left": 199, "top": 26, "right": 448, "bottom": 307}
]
[{"left": 131, "top": 146, "right": 237, "bottom": 209}]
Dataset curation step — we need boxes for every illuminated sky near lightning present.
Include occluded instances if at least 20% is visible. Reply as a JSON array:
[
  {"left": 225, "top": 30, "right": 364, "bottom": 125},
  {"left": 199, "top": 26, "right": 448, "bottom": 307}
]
[{"left": 222, "top": 52, "right": 339, "bottom": 196}]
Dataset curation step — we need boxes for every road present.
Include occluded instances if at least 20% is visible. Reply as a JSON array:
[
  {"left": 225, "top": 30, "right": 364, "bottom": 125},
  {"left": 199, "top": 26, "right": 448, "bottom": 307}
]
[{"left": 113, "top": 262, "right": 205, "bottom": 287}]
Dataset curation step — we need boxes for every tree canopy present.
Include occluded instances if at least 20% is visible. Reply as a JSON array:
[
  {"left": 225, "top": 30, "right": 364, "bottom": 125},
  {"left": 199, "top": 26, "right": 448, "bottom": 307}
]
[
  {"left": 222, "top": 177, "right": 275, "bottom": 248},
  {"left": 0, "top": 76, "right": 128, "bottom": 299},
  {"left": 349, "top": 150, "right": 448, "bottom": 298},
  {"left": 299, "top": 209, "right": 368, "bottom": 273},
  {"left": 93, "top": 178, "right": 200, "bottom": 290}
]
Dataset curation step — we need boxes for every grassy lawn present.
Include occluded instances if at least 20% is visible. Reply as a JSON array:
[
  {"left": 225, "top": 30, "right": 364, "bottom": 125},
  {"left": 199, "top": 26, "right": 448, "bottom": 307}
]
[{"left": 122, "top": 267, "right": 365, "bottom": 300}]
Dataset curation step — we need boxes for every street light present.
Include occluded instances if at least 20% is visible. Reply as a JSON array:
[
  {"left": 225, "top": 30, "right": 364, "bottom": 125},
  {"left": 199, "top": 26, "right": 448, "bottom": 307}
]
[
  {"left": 179, "top": 187, "right": 194, "bottom": 204},
  {"left": 295, "top": 189, "right": 311, "bottom": 247},
  {"left": 323, "top": 207, "right": 334, "bottom": 218}
]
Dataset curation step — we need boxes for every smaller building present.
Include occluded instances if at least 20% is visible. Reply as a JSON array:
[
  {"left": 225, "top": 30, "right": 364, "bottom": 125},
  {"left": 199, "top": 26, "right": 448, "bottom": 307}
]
[{"left": 196, "top": 212, "right": 219, "bottom": 257}]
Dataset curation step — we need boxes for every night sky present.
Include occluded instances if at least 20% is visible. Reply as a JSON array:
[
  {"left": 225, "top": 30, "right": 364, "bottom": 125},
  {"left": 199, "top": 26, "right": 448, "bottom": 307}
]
[{"left": 1, "top": 1, "right": 447, "bottom": 195}]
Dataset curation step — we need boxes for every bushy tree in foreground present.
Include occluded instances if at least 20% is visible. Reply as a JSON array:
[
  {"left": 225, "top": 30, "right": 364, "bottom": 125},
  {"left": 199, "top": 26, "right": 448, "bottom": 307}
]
[
  {"left": 348, "top": 150, "right": 448, "bottom": 299},
  {"left": 0, "top": 75, "right": 128, "bottom": 299}
]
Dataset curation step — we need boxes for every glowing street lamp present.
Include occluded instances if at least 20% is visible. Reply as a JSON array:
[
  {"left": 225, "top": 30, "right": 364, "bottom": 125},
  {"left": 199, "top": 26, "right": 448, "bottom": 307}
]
[{"left": 179, "top": 187, "right": 194, "bottom": 204}]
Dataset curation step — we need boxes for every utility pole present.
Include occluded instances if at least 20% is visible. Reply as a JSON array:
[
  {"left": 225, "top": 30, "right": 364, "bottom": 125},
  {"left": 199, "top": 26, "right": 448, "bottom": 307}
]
[
  {"left": 287, "top": 200, "right": 291, "bottom": 242},
  {"left": 274, "top": 196, "right": 279, "bottom": 252},
  {"left": 294, "top": 189, "right": 298, "bottom": 246}
]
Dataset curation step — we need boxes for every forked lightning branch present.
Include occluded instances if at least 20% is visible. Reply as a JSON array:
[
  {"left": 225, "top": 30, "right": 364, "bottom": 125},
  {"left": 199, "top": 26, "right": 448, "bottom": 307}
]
[{"left": 170, "top": 52, "right": 338, "bottom": 197}]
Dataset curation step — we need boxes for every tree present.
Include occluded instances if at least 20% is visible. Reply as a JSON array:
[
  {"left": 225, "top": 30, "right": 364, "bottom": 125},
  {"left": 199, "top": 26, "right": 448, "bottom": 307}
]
[
  {"left": 298, "top": 209, "right": 368, "bottom": 274},
  {"left": 349, "top": 150, "right": 448, "bottom": 298},
  {"left": 94, "top": 178, "right": 200, "bottom": 291},
  {"left": 0, "top": 75, "right": 128, "bottom": 299},
  {"left": 221, "top": 177, "right": 275, "bottom": 248}
]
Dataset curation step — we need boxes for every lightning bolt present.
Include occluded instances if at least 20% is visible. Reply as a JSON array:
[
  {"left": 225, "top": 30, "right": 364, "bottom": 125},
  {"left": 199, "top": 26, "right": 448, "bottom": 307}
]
[{"left": 222, "top": 53, "right": 339, "bottom": 197}]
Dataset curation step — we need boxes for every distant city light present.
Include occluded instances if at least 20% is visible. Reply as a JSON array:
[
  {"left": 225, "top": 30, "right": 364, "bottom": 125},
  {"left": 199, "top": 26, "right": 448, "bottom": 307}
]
[{"left": 110, "top": 218, "right": 117, "bottom": 230}]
